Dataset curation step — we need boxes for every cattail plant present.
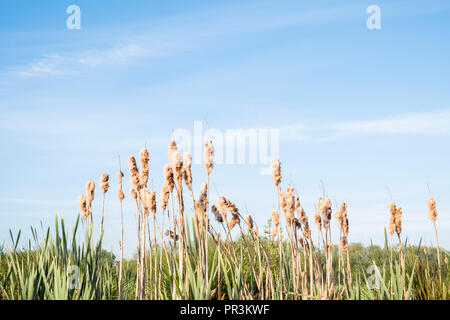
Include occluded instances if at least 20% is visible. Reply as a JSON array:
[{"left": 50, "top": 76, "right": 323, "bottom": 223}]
[
  {"left": 271, "top": 158, "right": 285, "bottom": 298},
  {"left": 117, "top": 168, "right": 125, "bottom": 300},
  {"left": 99, "top": 173, "right": 109, "bottom": 234},
  {"left": 427, "top": 197, "right": 441, "bottom": 279},
  {"left": 62, "top": 143, "right": 450, "bottom": 301}
]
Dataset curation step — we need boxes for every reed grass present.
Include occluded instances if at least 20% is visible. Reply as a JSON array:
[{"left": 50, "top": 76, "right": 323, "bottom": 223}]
[{"left": 0, "top": 140, "right": 448, "bottom": 300}]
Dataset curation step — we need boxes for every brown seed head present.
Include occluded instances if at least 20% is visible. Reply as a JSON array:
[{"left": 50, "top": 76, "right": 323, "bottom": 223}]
[
  {"left": 100, "top": 173, "right": 110, "bottom": 194},
  {"left": 204, "top": 140, "right": 214, "bottom": 175},
  {"left": 139, "top": 148, "right": 150, "bottom": 187},
  {"left": 271, "top": 227, "right": 278, "bottom": 238},
  {"left": 216, "top": 197, "right": 228, "bottom": 222},
  {"left": 160, "top": 183, "right": 170, "bottom": 211},
  {"left": 395, "top": 206, "right": 402, "bottom": 235},
  {"left": 85, "top": 180, "right": 95, "bottom": 208},
  {"left": 163, "top": 164, "right": 174, "bottom": 192},
  {"left": 271, "top": 210, "right": 280, "bottom": 227},
  {"left": 211, "top": 205, "right": 223, "bottom": 223},
  {"left": 427, "top": 197, "right": 437, "bottom": 222},
  {"left": 183, "top": 151, "right": 193, "bottom": 191},
  {"left": 78, "top": 194, "right": 88, "bottom": 218},
  {"left": 130, "top": 188, "right": 138, "bottom": 200},
  {"left": 271, "top": 158, "right": 282, "bottom": 187},
  {"left": 244, "top": 214, "right": 254, "bottom": 230}
]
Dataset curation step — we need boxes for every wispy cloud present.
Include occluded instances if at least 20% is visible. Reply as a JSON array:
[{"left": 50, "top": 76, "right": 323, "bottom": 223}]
[
  {"left": 9, "top": 42, "right": 157, "bottom": 77},
  {"left": 11, "top": 54, "right": 66, "bottom": 77},
  {"left": 282, "top": 109, "right": 450, "bottom": 142}
]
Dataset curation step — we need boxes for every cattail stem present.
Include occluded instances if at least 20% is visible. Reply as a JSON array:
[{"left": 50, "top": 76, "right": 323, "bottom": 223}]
[
  {"left": 433, "top": 221, "right": 442, "bottom": 281},
  {"left": 118, "top": 198, "right": 124, "bottom": 300}
]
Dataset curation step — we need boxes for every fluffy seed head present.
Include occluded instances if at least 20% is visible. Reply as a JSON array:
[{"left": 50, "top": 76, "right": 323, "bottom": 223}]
[
  {"left": 340, "top": 236, "right": 348, "bottom": 252},
  {"left": 160, "top": 183, "right": 170, "bottom": 211},
  {"left": 216, "top": 197, "right": 228, "bottom": 222},
  {"left": 211, "top": 205, "right": 223, "bottom": 223},
  {"left": 85, "top": 180, "right": 95, "bottom": 208},
  {"left": 117, "top": 171, "right": 125, "bottom": 201},
  {"left": 395, "top": 206, "right": 403, "bottom": 235},
  {"left": 163, "top": 164, "right": 174, "bottom": 192},
  {"left": 204, "top": 140, "right": 214, "bottom": 175},
  {"left": 388, "top": 202, "right": 397, "bottom": 236},
  {"left": 314, "top": 211, "right": 322, "bottom": 231},
  {"left": 100, "top": 173, "right": 110, "bottom": 194},
  {"left": 271, "top": 158, "right": 282, "bottom": 187},
  {"left": 244, "top": 214, "right": 254, "bottom": 230},
  {"left": 271, "top": 210, "right": 280, "bottom": 227},
  {"left": 128, "top": 156, "right": 140, "bottom": 188},
  {"left": 78, "top": 195, "right": 88, "bottom": 218},
  {"left": 183, "top": 151, "right": 193, "bottom": 191},
  {"left": 427, "top": 197, "right": 437, "bottom": 222},
  {"left": 139, "top": 148, "right": 150, "bottom": 187},
  {"left": 271, "top": 227, "right": 278, "bottom": 238},
  {"left": 227, "top": 215, "right": 239, "bottom": 230}
]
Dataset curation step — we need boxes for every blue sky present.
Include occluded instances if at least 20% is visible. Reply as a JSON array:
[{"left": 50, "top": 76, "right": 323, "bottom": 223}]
[{"left": 1, "top": 0, "right": 450, "bottom": 257}]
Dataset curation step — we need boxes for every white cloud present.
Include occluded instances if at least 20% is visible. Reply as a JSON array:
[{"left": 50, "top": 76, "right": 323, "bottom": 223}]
[
  {"left": 335, "top": 109, "right": 450, "bottom": 135},
  {"left": 281, "top": 109, "right": 450, "bottom": 142}
]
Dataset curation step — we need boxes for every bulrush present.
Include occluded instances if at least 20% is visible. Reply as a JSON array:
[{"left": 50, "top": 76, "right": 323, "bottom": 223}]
[
  {"left": 100, "top": 173, "right": 109, "bottom": 233},
  {"left": 283, "top": 186, "right": 296, "bottom": 226},
  {"left": 130, "top": 188, "right": 138, "bottom": 200},
  {"left": 139, "top": 148, "right": 150, "bottom": 187},
  {"left": 217, "top": 197, "right": 228, "bottom": 222},
  {"left": 427, "top": 197, "right": 441, "bottom": 278},
  {"left": 271, "top": 158, "right": 282, "bottom": 187},
  {"left": 128, "top": 156, "right": 140, "bottom": 190},
  {"left": 169, "top": 141, "right": 184, "bottom": 215},
  {"left": 295, "top": 196, "right": 311, "bottom": 239},
  {"left": 271, "top": 210, "right": 280, "bottom": 228},
  {"left": 141, "top": 187, "right": 152, "bottom": 216},
  {"left": 204, "top": 140, "right": 214, "bottom": 175},
  {"left": 318, "top": 197, "right": 331, "bottom": 232},
  {"left": 86, "top": 180, "right": 95, "bottom": 211},
  {"left": 427, "top": 197, "right": 437, "bottom": 222},
  {"left": 100, "top": 173, "right": 110, "bottom": 194},
  {"left": 78, "top": 195, "right": 88, "bottom": 218},
  {"left": 183, "top": 151, "right": 193, "bottom": 192},
  {"left": 117, "top": 168, "right": 125, "bottom": 300},
  {"left": 227, "top": 215, "right": 239, "bottom": 231},
  {"left": 395, "top": 206, "right": 402, "bottom": 236},
  {"left": 226, "top": 201, "right": 240, "bottom": 221},
  {"left": 321, "top": 198, "right": 332, "bottom": 232},
  {"left": 211, "top": 205, "right": 223, "bottom": 223},
  {"left": 340, "top": 236, "right": 348, "bottom": 252},
  {"left": 336, "top": 202, "right": 349, "bottom": 237},
  {"left": 163, "top": 164, "right": 174, "bottom": 193},
  {"left": 117, "top": 171, "right": 125, "bottom": 201},
  {"left": 314, "top": 211, "right": 322, "bottom": 231},
  {"left": 389, "top": 202, "right": 396, "bottom": 236},
  {"left": 271, "top": 227, "right": 278, "bottom": 238},
  {"left": 244, "top": 214, "right": 254, "bottom": 230},
  {"left": 271, "top": 210, "right": 280, "bottom": 238},
  {"left": 199, "top": 183, "right": 208, "bottom": 213},
  {"left": 160, "top": 184, "right": 170, "bottom": 211},
  {"left": 150, "top": 190, "right": 156, "bottom": 215},
  {"left": 169, "top": 141, "right": 183, "bottom": 185}
]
